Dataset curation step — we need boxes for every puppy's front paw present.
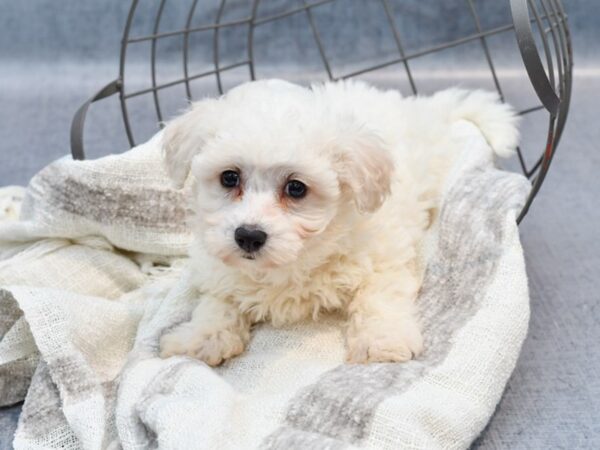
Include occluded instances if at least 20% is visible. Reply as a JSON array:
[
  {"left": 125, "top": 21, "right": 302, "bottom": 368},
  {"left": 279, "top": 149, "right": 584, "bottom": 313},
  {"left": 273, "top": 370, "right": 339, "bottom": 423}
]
[
  {"left": 159, "top": 324, "right": 245, "bottom": 366},
  {"left": 346, "top": 320, "right": 423, "bottom": 364}
]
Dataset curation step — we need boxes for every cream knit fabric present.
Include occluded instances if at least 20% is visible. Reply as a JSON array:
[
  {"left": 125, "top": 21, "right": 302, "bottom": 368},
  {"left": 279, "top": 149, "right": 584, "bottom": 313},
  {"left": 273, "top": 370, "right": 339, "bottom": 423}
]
[{"left": 0, "top": 120, "right": 530, "bottom": 450}]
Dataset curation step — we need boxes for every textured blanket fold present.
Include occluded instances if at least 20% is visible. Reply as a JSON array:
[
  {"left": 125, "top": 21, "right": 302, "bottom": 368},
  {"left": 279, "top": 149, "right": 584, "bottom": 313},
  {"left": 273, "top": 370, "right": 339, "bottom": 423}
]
[{"left": 0, "top": 120, "right": 530, "bottom": 450}]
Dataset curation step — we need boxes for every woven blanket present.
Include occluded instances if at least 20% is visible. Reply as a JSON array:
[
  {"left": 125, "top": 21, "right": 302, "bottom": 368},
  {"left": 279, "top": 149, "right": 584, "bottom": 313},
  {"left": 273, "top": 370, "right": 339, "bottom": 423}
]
[{"left": 0, "top": 119, "right": 530, "bottom": 450}]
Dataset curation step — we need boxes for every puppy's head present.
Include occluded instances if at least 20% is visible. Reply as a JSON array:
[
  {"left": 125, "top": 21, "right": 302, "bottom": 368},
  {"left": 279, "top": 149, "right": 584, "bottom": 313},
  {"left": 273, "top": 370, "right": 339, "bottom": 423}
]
[{"left": 163, "top": 80, "right": 393, "bottom": 270}]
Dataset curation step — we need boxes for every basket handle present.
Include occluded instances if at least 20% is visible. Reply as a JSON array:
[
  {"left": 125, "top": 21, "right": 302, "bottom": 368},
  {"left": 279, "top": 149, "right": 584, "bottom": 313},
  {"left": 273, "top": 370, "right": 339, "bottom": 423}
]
[
  {"left": 510, "top": 0, "right": 560, "bottom": 115},
  {"left": 70, "top": 79, "right": 122, "bottom": 160}
]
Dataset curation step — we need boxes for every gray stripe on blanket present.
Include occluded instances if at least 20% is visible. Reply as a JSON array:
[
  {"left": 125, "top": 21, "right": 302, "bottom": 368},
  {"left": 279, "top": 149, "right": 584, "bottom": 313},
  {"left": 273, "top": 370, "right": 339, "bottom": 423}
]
[
  {"left": 0, "top": 290, "right": 38, "bottom": 407},
  {"left": 262, "top": 168, "right": 529, "bottom": 448},
  {"left": 0, "top": 290, "right": 23, "bottom": 337},
  {"left": 139, "top": 360, "right": 201, "bottom": 448},
  {"left": 0, "top": 356, "right": 38, "bottom": 407},
  {"left": 18, "top": 362, "right": 72, "bottom": 439},
  {"left": 29, "top": 165, "right": 188, "bottom": 231}
]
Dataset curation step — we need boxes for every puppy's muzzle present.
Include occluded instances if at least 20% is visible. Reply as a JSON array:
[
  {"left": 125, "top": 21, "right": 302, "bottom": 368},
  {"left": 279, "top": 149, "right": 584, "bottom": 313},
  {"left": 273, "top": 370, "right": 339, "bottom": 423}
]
[{"left": 234, "top": 226, "right": 267, "bottom": 254}]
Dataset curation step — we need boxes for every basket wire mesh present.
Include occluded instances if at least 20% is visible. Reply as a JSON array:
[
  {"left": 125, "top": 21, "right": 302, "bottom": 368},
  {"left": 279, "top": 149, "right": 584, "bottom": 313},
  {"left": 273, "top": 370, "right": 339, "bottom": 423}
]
[{"left": 70, "top": 0, "right": 573, "bottom": 223}]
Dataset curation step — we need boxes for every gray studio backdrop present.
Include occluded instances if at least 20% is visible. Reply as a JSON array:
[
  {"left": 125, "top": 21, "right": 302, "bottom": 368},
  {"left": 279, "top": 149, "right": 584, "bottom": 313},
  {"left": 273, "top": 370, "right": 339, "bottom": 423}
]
[
  {"left": 0, "top": 0, "right": 596, "bottom": 185},
  {"left": 1, "top": 1, "right": 599, "bottom": 449}
]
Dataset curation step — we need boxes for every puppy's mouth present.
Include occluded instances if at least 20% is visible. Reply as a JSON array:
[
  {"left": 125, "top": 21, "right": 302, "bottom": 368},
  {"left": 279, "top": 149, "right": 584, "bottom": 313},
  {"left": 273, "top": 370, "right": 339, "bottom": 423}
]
[{"left": 241, "top": 254, "right": 256, "bottom": 260}]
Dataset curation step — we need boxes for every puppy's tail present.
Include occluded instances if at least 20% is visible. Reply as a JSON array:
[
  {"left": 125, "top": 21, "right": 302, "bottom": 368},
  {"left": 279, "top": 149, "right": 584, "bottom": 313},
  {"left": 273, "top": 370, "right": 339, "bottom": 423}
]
[{"left": 433, "top": 88, "right": 519, "bottom": 158}]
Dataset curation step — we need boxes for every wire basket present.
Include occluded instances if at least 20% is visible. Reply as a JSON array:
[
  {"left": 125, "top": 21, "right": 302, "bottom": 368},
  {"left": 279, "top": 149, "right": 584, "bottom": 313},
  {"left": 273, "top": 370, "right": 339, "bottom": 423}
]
[{"left": 71, "top": 0, "right": 572, "bottom": 223}]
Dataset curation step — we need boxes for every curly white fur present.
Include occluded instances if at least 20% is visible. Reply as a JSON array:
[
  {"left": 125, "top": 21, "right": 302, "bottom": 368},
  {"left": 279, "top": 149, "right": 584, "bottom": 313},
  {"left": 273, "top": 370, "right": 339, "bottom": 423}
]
[{"left": 158, "top": 79, "right": 518, "bottom": 365}]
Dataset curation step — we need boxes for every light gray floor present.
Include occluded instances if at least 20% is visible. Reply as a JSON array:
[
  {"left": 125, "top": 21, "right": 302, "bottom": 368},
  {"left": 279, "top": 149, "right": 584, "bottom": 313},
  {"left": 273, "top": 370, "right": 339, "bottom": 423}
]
[{"left": 473, "top": 75, "right": 600, "bottom": 448}]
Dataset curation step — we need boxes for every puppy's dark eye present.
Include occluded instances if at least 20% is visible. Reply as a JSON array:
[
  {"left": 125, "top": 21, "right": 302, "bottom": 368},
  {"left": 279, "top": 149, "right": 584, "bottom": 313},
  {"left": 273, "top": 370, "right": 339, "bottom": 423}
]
[
  {"left": 220, "top": 170, "right": 240, "bottom": 188},
  {"left": 285, "top": 180, "right": 307, "bottom": 199}
]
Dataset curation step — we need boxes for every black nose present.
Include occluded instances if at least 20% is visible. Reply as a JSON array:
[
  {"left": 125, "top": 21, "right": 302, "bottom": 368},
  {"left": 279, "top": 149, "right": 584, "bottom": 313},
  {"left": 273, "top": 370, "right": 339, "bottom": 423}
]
[{"left": 234, "top": 226, "right": 267, "bottom": 253}]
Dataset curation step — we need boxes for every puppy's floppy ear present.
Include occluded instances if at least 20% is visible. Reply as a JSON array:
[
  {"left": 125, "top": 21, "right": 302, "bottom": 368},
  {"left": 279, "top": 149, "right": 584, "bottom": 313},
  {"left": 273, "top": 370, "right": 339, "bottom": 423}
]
[
  {"left": 162, "top": 98, "right": 220, "bottom": 188},
  {"left": 334, "top": 126, "right": 394, "bottom": 213}
]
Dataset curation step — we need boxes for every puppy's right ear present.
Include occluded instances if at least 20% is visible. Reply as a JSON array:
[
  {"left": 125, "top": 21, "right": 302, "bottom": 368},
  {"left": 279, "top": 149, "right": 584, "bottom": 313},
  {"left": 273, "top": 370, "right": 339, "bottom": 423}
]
[{"left": 162, "top": 98, "right": 220, "bottom": 188}]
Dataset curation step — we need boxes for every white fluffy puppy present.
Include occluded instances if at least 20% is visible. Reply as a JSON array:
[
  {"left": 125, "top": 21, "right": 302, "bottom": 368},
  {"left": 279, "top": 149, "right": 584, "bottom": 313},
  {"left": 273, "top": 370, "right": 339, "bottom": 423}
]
[{"left": 159, "top": 79, "right": 518, "bottom": 365}]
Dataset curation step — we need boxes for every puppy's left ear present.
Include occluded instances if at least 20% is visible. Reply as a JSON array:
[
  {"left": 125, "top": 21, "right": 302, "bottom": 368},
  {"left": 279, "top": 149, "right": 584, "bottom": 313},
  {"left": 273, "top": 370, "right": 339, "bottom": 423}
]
[
  {"left": 334, "top": 128, "right": 394, "bottom": 213},
  {"left": 162, "top": 98, "right": 220, "bottom": 188}
]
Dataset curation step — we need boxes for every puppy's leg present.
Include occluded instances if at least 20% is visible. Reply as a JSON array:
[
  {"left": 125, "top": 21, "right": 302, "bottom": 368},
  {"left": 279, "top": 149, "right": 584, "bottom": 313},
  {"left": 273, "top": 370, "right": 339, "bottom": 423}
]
[
  {"left": 159, "top": 295, "right": 250, "bottom": 366},
  {"left": 346, "top": 269, "right": 423, "bottom": 364}
]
